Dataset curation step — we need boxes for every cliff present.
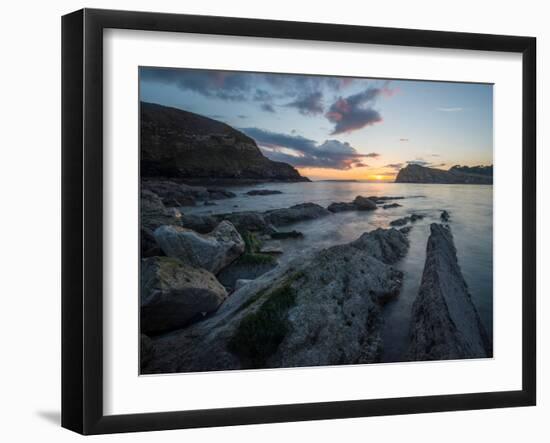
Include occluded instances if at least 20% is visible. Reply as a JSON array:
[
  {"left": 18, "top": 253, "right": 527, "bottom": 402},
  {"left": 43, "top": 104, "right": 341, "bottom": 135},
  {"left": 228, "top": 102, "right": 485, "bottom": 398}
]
[
  {"left": 395, "top": 164, "right": 492, "bottom": 184},
  {"left": 141, "top": 102, "right": 308, "bottom": 182}
]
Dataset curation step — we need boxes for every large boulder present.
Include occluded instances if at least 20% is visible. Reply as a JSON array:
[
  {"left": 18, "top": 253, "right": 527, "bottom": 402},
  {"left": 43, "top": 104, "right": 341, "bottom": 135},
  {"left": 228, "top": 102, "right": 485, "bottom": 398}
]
[
  {"left": 142, "top": 227, "right": 408, "bottom": 373},
  {"left": 179, "top": 214, "right": 219, "bottom": 234},
  {"left": 142, "top": 180, "right": 209, "bottom": 207},
  {"left": 407, "top": 224, "right": 491, "bottom": 360},
  {"left": 154, "top": 221, "right": 245, "bottom": 274},
  {"left": 141, "top": 256, "right": 227, "bottom": 334},
  {"left": 140, "top": 189, "right": 181, "bottom": 231},
  {"left": 327, "top": 202, "right": 357, "bottom": 213},
  {"left": 265, "top": 203, "right": 330, "bottom": 226}
]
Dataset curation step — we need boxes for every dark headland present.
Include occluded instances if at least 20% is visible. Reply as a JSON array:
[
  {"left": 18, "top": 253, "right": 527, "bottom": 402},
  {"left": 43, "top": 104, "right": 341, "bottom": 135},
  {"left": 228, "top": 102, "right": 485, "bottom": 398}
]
[
  {"left": 141, "top": 102, "right": 309, "bottom": 184},
  {"left": 395, "top": 164, "right": 493, "bottom": 184}
]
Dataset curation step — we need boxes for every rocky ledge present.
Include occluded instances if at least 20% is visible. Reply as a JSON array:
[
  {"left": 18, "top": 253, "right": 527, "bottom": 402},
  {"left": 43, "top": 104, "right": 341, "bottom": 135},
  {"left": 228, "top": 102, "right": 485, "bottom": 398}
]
[
  {"left": 142, "top": 227, "right": 409, "bottom": 373},
  {"left": 407, "top": 223, "right": 491, "bottom": 360}
]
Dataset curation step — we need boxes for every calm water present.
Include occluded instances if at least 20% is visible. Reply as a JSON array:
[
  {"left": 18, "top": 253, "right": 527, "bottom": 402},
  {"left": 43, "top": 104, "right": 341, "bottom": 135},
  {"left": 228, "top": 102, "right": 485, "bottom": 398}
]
[{"left": 186, "top": 181, "right": 493, "bottom": 362}]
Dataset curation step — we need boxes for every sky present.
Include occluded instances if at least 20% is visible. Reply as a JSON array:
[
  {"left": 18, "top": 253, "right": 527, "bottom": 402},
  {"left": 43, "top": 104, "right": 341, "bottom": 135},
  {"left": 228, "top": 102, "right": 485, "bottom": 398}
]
[{"left": 140, "top": 67, "right": 493, "bottom": 181}]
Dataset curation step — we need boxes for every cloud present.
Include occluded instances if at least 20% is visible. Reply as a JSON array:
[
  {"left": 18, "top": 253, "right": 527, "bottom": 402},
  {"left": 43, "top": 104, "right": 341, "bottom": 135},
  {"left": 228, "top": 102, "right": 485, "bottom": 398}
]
[
  {"left": 325, "top": 87, "right": 389, "bottom": 134},
  {"left": 400, "top": 138, "right": 409, "bottom": 142},
  {"left": 286, "top": 91, "right": 324, "bottom": 116},
  {"left": 241, "top": 127, "right": 372, "bottom": 169},
  {"left": 364, "top": 152, "right": 380, "bottom": 158},
  {"left": 406, "top": 160, "right": 431, "bottom": 166},
  {"left": 437, "top": 107, "right": 463, "bottom": 112},
  {"left": 261, "top": 103, "right": 276, "bottom": 113},
  {"left": 384, "top": 163, "right": 404, "bottom": 171}
]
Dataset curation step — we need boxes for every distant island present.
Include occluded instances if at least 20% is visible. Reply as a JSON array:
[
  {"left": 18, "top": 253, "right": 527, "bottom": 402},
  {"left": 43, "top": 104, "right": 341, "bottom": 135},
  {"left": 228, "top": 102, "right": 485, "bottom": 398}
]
[
  {"left": 395, "top": 164, "right": 493, "bottom": 184},
  {"left": 141, "top": 102, "right": 309, "bottom": 183}
]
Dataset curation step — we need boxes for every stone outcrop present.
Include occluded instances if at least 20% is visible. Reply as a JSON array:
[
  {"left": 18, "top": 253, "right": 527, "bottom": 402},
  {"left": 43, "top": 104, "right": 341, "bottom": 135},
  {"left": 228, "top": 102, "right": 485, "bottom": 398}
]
[
  {"left": 246, "top": 190, "right": 283, "bottom": 196},
  {"left": 327, "top": 196, "right": 377, "bottom": 213},
  {"left": 154, "top": 221, "right": 245, "bottom": 274},
  {"left": 407, "top": 224, "right": 491, "bottom": 360},
  {"left": 141, "top": 102, "right": 308, "bottom": 182},
  {"left": 264, "top": 203, "right": 330, "bottom": 226},
  {"left": 140, "top": 257, "right": 228, "bottom": 334},
  {"left": 142, "top": 228, "right": 409, "bottom": 373},
  {"left": 395, "top": 164, "right": 493, "bottom": 184}
]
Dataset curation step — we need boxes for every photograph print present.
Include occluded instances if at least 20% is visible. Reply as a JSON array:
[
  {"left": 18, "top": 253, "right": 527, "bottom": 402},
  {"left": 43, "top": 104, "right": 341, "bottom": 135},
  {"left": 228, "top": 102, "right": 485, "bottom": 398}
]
[{"left": 139, "top": 67, "right": 493, "bottom": 374}]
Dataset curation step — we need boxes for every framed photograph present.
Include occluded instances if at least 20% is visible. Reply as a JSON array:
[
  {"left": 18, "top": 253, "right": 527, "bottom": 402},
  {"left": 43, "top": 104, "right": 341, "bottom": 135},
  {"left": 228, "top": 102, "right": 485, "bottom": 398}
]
[{"left": 62, "top": 8, "right": 536, "bottom": 435}]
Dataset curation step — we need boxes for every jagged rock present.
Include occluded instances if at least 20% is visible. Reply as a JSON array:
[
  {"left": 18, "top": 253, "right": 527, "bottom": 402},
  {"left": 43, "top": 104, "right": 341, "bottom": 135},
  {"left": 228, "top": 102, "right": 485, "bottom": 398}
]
[
  {"left": 217, "top": 253, "right": 278, "bottom": 289},
  {"left": 350, "top": 228, "right": 409, "bottom": 265},
  {"left": 395, "top": 164, "right": 492, "bottom": 184},
  {"left": 383, "top": 203, "right": 402, "bottom": 209},
  {"left": 140, "top": 189, "right": 180, "bottom": 231},
  {"left": 142, "top": 180, "right": 209, "bottom": 206},
  {"left": 399, "top": 226, "right": 413, "bottom": 235},
  {"left": 327, "top": 202, "right": 357, "bottom": 213},
  {"left": 410, "top": 214, "right": 425, "bottom": 222},
  {"left": 353, "top": 196, "right": 377, "bottom": 210},
  {"left": 154, "top": 221, "right": 245, "bottom": 274},
  {"left": 140, "top": 257, "right": 228, "bottom": 334},
  {"left": 206, "top": 188, "right": 236, "bottom": 199},
  {"left": 143, "top": 227, "right": 408, "bottom": 373},
  {"left": 270, "top": 231, "right": 303, "bottom": 239},
  {"left": 259, "top": 241, "right": 283, "bottom": 255},
  {"left": 141, "top": 102, "right": 308, "bottom": 181},
  {"left": 441, "top": 210, "right": 450, "bottom": 222},
  {"left": 407, "top": 224, "right": 491, "bottom": 360},
  {"left": 265, "top": 203, "right": 330, "bottom": 226},
  {"left": 141, "top": 227, "right": 163, "bottom": 257},
  {"left": 140, "top": 334, "right": 155, "bottom": 368},
  {"left": 247, "top": 190, "right": 283, "bottom": 196}
]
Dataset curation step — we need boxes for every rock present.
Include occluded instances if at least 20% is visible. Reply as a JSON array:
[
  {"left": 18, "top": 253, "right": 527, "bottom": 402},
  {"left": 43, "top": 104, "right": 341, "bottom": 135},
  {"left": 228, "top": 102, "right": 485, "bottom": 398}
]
[
  {"left": 154, "top": 221, "right": 245, "bottom": 274},
  {"left": 410, "top": 214, "right": 425, "bottom": 222},
  {"left": 204, "top": 201, "right": 217, "bottom": 206},
  {"left": 395, "top": 164, "right": 492, "bottom": 184},
  {"left": 179, "top": 214, "right": 219, "bottom": 234},
  {"left": 270, "top": 230, "right": 303, "bottom": 239},
  {"left": 399, "top": 226, "right": 412, "bottom": 235},
  {"left": 353, "top": 196, "right": 378, "bottom": 211},
  {"left": 382, "top": 203, "right": 402, "bottom": 209},
  {"left": 407, "top": 224, "right": 491, "bottom": 360},
  {"left": 215, "top": 211, "right": 274, "bottom": 235},
  {"left": 327, "top": 202, "right": 357, "bottom": 213},
  {"left": 350, "top": 228, "right": 409, "bottom": 265},
  {"left": 142, "top": 180, "right": 209, "bottom": 207},
  {"left": 141, "top": 102, "right": 308, "bottom": 181},
  {"left": 217, "top": 253, "right": 278, "bottom": 289},
  {"left": 141, "top": 227, "right": 163, "bottom": 257},
  {"left": 140, "top": 189, "right": 180, "bottom": 231},
  {"left": 142, "top": 228, "right": 408, "bottom": 373},
  {"left": 140, "top": 334, "right": 155, "bottom": 369},
  {"left": 369, "top": 196, "right": 406, "bottom": 201},
  {"left": 246, "top": 190, "right": 283, "bottom": 196},
  {"left": 259, "top": 241, "right": 284, "bottom": 255},
  {"left": 140, "top": 257, "right": 228, "bottom": 334},
  {"left": 441, "top": 210, "right": 450, "bottom": 222},
  {"left": 206, "top": 188, "right": 236, "bottom": 199},
  {"left": 265, "top": 203, "right": 330, "bottom": 226},
  {"left": 390, "top": 217, "right": 410, "bottom": 227}
]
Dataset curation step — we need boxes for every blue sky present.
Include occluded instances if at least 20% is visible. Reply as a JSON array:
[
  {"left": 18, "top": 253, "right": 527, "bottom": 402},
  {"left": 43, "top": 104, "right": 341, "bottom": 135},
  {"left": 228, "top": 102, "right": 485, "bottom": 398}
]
[{"left": 140, "top": 67, "right": 493, "bottom": 181}]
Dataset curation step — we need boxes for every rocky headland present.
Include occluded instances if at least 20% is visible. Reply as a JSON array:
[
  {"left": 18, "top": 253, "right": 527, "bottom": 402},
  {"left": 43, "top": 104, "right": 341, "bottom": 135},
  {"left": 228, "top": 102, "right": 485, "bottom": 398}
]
[
  {"left": 395, "top": 164, "right": 493, "bottom": 184},
  {"left": 141, "top": 102, "right": 309, "bottom": 183}
]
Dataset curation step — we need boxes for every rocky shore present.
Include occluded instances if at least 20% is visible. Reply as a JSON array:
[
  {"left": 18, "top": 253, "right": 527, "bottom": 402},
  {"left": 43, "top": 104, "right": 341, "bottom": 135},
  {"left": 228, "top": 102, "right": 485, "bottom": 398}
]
[{"left": 140, "top": 181, "right": 491, "bottom": 372}]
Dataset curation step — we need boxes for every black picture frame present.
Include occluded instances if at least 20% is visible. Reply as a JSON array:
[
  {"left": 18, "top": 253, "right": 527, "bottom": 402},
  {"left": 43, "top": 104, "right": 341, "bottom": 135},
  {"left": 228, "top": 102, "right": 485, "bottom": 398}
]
[{"left": 62, "top": 8, "right": 536, "bottom": 435}]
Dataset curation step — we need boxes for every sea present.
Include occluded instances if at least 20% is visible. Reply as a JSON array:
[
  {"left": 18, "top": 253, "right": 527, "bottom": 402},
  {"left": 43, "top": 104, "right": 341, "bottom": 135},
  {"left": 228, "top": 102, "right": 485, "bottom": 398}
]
[{"left": 185, "top": 181, "right": 494, "bottom": 363}]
